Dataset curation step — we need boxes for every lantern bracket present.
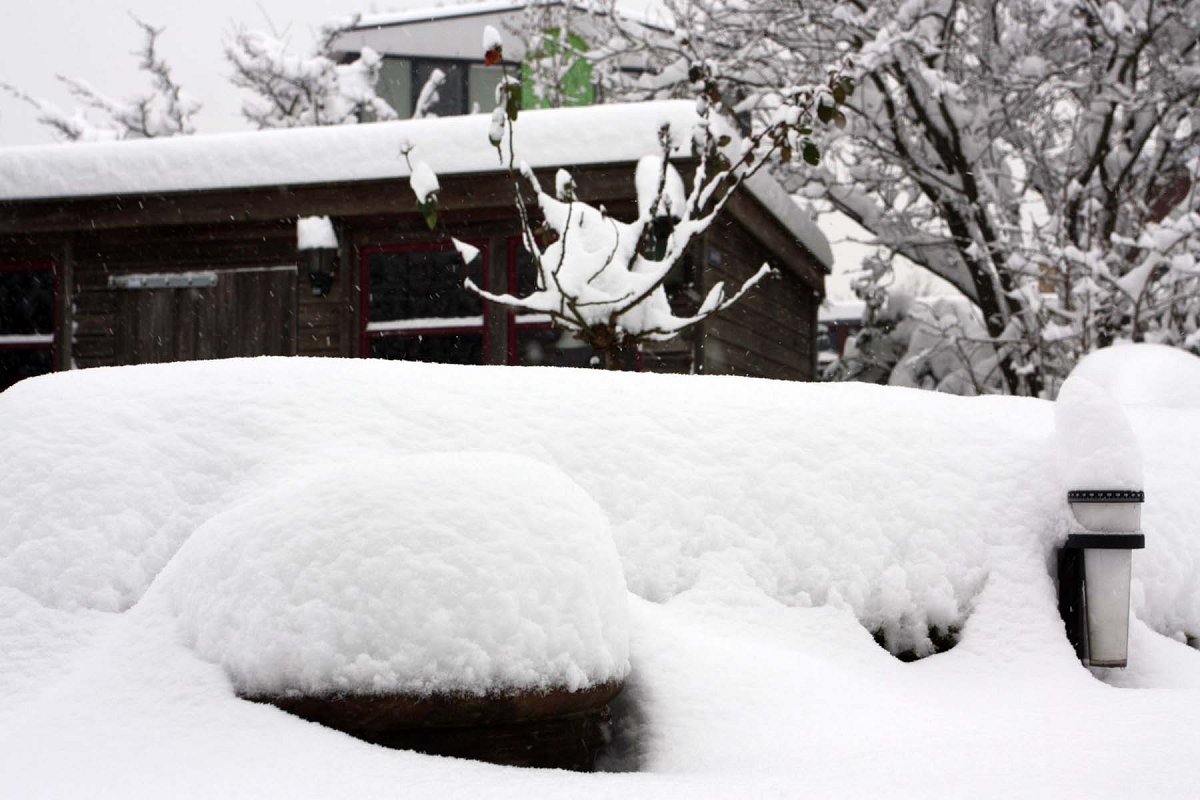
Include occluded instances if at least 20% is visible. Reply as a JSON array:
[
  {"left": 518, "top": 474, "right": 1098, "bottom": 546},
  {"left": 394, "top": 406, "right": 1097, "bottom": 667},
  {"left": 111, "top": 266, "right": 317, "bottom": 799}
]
[{"left": 1063, "top": 533, "right": 1145, "bottom": 550}]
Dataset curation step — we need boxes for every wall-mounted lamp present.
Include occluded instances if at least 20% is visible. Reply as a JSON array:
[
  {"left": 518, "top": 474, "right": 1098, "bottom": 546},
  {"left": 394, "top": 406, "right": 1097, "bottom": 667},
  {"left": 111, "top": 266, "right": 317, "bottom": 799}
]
[
  {"left": 1058, "top": 489, "right": 1145, "bottom": 668},
  {"left": 297, "top": 216, "right": 338, "bottom": 297},
  {"left": 1053, "top": 376, "right": 1145, "bottom": 669}
]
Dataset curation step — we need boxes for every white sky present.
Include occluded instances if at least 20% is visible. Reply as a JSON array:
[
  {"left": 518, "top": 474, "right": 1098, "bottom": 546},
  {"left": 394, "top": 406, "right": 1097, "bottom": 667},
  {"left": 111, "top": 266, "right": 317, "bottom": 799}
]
[
  {"left": 0, "top": 0, "right": 446, "bottom": 148},
  {"left": 0, "top": 0, "right": 952, "bottom": 303}
]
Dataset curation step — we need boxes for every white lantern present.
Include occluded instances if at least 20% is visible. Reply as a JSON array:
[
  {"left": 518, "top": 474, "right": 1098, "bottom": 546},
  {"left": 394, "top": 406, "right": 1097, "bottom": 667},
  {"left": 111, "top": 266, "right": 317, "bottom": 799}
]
[
  {"left": 1054, "top": 375, "right": 1145, "bottom": 669},
  {"left": 1062, "top": 490, "right": 1145, "bottom": 668}
]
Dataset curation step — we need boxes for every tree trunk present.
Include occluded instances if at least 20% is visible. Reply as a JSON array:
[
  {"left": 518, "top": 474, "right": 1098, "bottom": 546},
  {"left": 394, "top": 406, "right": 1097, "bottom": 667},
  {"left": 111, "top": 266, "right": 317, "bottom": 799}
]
[{"left": 604, "top": 343, "right": 624, "bottom": 371}]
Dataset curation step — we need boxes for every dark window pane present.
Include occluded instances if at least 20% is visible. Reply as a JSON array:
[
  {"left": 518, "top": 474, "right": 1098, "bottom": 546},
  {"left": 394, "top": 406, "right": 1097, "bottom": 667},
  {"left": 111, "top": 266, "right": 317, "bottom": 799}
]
[
  {"left": 514, "top": 246, "right": 541, "bottom": 297},
  {"left": 412, "top": 60, "right": 466, "bottom": 117},
  {"left": 0, "top": 269, "right": 54, "bottom": 335},
  {"left": 0, "top": 348, "right": 52, "bottom": 391},
  {"left": 370, "top": 333, "right": 483, "bottom": 365},
  {"left": 368, "top": 249, "right": 482, "bottom": 321}
]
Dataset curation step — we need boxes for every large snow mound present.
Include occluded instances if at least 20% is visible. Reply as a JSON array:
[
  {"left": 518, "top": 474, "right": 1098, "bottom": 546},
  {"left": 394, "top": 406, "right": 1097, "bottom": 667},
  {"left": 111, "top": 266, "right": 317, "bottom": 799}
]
[
  {"left": 3, "top": 356, "right": 1199, "bottom": 653},
  {"left": 1071, "top": 343, "right": 1200, "bottom": 409},
  {"left": 4, "top": 358, "right": 1200, "bottom": 797},
  {"left": 144, "top": 453, "right": 629, "bottom": 697}
]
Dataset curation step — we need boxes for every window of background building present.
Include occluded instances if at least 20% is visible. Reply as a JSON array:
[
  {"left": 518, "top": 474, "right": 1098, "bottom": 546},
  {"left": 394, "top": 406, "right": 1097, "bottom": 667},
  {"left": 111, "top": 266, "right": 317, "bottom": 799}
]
[
  {"left": 412, "top": 60, "right": 466, "bottom": 117},
  {"left": 377, "top": 57, "right": 412, "bottom": 119},
  {"left": 467, "top": 65, "right": 504, "bottom": 114}
]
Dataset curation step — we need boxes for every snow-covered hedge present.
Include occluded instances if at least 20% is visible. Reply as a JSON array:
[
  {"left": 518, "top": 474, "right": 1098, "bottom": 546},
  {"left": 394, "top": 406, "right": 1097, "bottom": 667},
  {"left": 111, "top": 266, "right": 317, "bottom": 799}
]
[{"left": 2, "top": 345, "right": 1198, "bottom": 661}]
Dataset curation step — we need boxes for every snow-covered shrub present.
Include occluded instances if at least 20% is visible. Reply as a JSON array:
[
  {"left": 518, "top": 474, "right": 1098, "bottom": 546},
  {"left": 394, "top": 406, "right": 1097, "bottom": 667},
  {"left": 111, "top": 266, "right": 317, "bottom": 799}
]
[
  {"left": 225, "top": 17, "right": 397, "bottom": 128},
  {"left": 5, "top": 354, "right": 1200, "bottom": 658},
  {"left": 1, "top": 17, "right": 198, "bottom": 141},
  {"left": 509, "top": 1, "right": 606, "bottom": 109},
  {"left": 827, "top": 291, "right": 1003, "bottom": 395},
  {"left": 409, "top": 26, "right": 849, "bottom": 368},
  {"left": 587, "top": 0, "right": 1200, "bottom": 396}
]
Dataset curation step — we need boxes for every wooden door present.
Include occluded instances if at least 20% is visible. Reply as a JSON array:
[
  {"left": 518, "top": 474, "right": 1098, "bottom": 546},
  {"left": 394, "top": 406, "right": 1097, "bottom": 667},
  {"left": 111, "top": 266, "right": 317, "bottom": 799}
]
[{"left": 113, "top": 266, "right": 297, "bottom": 365}]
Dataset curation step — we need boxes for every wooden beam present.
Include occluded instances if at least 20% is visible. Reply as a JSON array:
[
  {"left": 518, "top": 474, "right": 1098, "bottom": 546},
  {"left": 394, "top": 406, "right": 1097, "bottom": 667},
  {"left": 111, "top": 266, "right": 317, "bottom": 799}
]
[{"left": 0, "top": 165, "right": 640, "bottom": 235}]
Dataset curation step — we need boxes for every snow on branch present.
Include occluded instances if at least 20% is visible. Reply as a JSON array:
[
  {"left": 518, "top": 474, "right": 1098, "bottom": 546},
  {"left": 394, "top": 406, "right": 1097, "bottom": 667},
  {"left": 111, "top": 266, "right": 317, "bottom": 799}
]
[
  {"left": 225, "top": 16, "right": 398, "bottom": 128},
  {"left": 583, "top": 0, "right": 1200, "bottom": 395},
  {"left": 2, "top": 16, "right": 198, "bottom": 141},
  {"left": 402, "top": 24, "right": 846, "bottom": 369}
]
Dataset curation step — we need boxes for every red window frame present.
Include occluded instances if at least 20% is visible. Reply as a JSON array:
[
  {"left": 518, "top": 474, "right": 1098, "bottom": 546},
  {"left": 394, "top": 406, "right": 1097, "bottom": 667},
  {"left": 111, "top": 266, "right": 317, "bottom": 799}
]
[
  {"left": 0, "top": 262, "right": 58, "bottom": 388},
  {"left": 507, "top": 237, "right": 553, "bottom": 365},
  {"left": 358, "top": 240, "right": 491, "bottom": 363}
]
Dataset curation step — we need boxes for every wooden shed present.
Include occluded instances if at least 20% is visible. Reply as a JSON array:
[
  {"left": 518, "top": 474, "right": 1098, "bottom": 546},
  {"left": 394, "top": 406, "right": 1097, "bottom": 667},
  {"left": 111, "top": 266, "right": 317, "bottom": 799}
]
[{"left": 0, "top": 101, "right": 831, "bottom": 389}]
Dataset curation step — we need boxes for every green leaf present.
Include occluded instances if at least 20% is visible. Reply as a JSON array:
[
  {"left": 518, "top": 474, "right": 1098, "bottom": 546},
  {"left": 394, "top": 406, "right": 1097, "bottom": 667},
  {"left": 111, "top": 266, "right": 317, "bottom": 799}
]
[
  {"left": 506, "top": 84, "right": 522, "bottom": 122},
  {"left": 841, "top": 77, "right": 856, "bottom": 98},
  {"left": 417, "top": 199, "right": 439, "bottom": 231},
  {"left": 833, "top": 84, "right": 846, "bottom": 105},
  {"left": 802, "top": 141, "right": 820, "bottom": 166},
  {"left": 817, "top": 102, "right": 834, "bottom": 124},
  {"left": 716, "top": 134, "right": 731, "bottom": 147}
]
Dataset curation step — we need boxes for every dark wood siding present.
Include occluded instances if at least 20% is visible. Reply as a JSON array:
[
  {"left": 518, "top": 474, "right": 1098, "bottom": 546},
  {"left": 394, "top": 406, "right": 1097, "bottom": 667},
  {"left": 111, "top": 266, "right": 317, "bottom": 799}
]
[
  {"left": 1, "top": 163, "right": 825, "bottom": 381},
  {"left": 62, "top": 222, "right": 306, "bottom": 369},
  {"left": 699, "top": 217, "right": 820, "bottom": 381}
]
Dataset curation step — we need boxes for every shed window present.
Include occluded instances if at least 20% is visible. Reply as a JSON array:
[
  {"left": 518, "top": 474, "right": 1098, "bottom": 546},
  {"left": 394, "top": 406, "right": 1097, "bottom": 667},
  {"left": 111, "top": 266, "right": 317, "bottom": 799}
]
[
  {"left": 0, "top": 264, "right": 55, "bottom": 391},
  {"left": 367, "top": 248, "right": 482, "bottom": 321},
  {"left": 362, "top": 243, "right": 487, "bottom": 366}
]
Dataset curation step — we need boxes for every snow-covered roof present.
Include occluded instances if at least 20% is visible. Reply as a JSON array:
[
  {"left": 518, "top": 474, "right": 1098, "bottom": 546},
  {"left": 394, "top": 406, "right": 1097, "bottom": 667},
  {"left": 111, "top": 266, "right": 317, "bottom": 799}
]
[
  {"left": 349, "top": 0, "right": 670, "bottom": 33},
  {"left": 0, "top": 101, "right": 831, "bottom": 269},
  {"left": 352, "top": 1, "right": 529, "bottom": 28}
]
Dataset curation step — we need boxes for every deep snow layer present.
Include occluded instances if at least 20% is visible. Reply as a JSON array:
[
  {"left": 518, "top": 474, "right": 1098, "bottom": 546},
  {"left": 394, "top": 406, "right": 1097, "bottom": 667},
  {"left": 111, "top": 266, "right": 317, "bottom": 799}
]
[
  {"left": 2, "top": 353, "right": 1200, "bottom": 797},
  {"left": 2, "top": 354, "right": 1198, "bottom": 649}
]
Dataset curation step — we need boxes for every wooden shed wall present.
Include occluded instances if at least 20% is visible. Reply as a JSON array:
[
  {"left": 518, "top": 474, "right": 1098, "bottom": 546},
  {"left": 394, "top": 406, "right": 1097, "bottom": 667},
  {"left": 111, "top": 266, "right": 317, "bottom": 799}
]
[
  {"left": 698, "top": 211, "right": 822, "bottom": 382},
  {"left": 0, "top": 165, "right": 825, "bottom": 381}
]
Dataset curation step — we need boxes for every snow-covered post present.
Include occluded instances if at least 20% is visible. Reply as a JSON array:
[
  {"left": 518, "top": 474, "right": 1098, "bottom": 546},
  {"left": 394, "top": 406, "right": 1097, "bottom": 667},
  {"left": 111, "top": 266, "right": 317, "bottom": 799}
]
[
  {"left": 1054, "top": 376, "right": 1146, "bottom": 668},
  {"left": 297, "top": 216, "right": 338, "bottom": 296}
]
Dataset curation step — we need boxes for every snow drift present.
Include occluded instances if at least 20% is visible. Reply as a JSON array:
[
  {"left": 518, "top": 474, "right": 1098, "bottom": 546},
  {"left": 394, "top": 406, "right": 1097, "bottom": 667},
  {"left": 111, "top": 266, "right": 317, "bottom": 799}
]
[
  {"left": 3, "top": 348, "right": 1200, "bottom": 797},
  {"left": 2, "top": 347, "right": 1198, "bottom": 654}
]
